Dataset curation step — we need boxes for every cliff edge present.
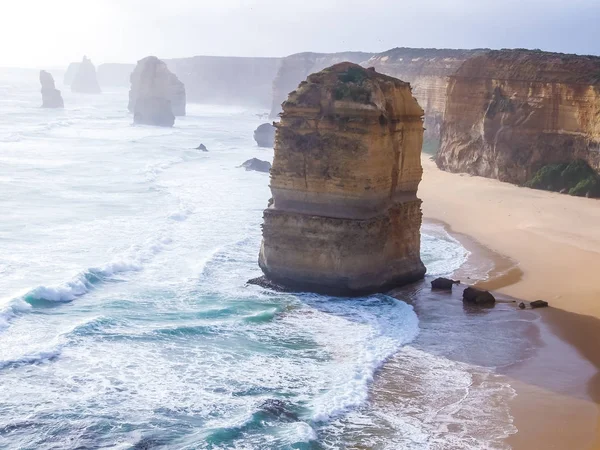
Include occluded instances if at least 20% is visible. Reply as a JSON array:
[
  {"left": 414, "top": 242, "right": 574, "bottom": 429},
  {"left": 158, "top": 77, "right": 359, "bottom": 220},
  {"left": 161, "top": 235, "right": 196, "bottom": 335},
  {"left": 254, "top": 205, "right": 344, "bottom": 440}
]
[
  {"left": 259, "top": 63, "right": 426, "bottom": 295},
  {"left": 436, "top": 49, "right": 600, "bottom": 184}
]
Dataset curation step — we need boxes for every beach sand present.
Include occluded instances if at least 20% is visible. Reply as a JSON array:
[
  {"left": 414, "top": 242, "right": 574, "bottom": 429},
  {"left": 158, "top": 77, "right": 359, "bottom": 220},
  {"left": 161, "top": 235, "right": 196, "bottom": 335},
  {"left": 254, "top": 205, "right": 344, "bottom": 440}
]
[{"left": 418, "top": 156, "right": 600, "bottom": 449}]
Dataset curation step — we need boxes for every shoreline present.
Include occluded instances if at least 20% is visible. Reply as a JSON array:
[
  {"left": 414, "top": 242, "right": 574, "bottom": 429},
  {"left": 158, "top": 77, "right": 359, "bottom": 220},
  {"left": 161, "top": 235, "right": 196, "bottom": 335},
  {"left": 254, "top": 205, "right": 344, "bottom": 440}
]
[{"left": 418, "top": 156, "right": 600, "bottom": 449}]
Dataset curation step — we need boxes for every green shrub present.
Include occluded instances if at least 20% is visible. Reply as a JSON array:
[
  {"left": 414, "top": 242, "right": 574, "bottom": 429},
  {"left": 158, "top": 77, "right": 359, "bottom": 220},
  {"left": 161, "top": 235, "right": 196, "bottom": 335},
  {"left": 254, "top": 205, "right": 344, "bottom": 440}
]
[
  {"left": 526, "top": 159, "right": 600, "bottom": 198},
  {"left": 569, "top": 177, "right": 600, "bottom": 197}
]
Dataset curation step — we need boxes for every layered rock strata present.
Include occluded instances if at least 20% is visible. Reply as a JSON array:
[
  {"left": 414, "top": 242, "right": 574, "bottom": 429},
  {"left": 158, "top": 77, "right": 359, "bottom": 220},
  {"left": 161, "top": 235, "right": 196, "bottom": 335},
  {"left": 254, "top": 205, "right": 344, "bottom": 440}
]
[
  {"left": 259, "top": 63, "right": 426, "bottom": 296},
  {"left": 128, "top": 56, "right": 187, "bottom": 126},
  {"left": 39, "top": 71, "right": 64, "bottom": 108},
  {"left": 437, "top": 50, "right": 600, "bottom": 184},
  {"left": 71, "top": 56, "right": 101, "bottom": 94}
]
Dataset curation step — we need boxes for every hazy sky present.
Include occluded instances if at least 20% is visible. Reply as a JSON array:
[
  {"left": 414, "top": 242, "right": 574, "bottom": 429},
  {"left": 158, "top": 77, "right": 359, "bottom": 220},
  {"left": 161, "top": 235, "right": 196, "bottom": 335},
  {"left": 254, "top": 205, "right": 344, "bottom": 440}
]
[{"left": 2, "top": 0, "right": 599, "bottom": 68}]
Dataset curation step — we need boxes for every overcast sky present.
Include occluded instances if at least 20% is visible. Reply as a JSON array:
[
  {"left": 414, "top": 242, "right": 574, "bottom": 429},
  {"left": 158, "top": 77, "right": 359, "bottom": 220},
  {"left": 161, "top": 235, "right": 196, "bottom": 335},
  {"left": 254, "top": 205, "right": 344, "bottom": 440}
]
[{"left": 1, "top": 0, "right": 598, "bottom": 68}]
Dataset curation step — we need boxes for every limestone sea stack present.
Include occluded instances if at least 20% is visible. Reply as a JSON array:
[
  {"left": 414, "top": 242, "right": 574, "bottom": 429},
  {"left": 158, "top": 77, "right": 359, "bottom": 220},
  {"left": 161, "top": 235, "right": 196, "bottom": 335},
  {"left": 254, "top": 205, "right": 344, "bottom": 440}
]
[
  {"left": 39, "top": 71, "right": 64, "bottom": 108},
  {"left": 258, "top": 63, "right": 426, "bottom": 296},
  {"left": 128, "top": 56, "right": 186, "bottom": 127},
  {"left": 71, "top": 56, "right": 101, "bottom": 94}
]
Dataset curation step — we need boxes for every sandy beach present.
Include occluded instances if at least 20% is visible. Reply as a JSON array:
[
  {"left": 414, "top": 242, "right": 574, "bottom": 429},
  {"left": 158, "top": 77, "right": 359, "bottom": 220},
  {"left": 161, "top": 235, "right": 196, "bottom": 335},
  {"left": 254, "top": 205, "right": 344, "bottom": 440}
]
[{"left": 419, "top": 156, "right": 600, "bottom": 449}]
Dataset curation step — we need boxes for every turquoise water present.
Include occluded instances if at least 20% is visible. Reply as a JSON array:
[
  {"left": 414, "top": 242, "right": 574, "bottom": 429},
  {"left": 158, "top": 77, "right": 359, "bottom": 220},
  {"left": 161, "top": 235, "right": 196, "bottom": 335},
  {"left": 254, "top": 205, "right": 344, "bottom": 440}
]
[{"left": 0, "top": 69, "right": 478, "bottom": 449}]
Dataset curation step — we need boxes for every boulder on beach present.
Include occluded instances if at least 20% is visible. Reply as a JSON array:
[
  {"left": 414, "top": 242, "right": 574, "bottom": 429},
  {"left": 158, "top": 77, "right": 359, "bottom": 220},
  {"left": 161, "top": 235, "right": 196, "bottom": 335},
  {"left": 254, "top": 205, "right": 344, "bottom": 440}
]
[
  {"left": 196, "top": 143, "right": 208, "bottom": 151},
  {"left": 431, "top": 277, "right": 460, "bottom": 290},
  {"left": 240, "top": 158, "right": 271, "bottom": 173},
  {"left": 530, "top": 300, "right": 549, "bottom": 308},
  {"left": 71, "top": 56, "right": 101, "bottom": 94},
  {"left": 129, "top": 56, "right": 186, "bottom": 127},
  {"left": 39, "top": 71, "right": 64, "bottom": 108},
  {"left": 254, "top": 123, "right": 276, "bottom": 147},
  {"left": 463, "top": 287, "right": 496, "bottom": 305}
]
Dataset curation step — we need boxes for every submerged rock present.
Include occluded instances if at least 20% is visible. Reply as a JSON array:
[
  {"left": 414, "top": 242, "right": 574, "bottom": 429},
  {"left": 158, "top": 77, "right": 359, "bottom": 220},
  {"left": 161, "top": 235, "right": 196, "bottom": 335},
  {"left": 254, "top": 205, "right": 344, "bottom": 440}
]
[
  {"left": 71, "top": 56, "right": 101, "bottom": 94},
  {"left": 240, "top": 158, "right": 271, "bottom": 173},
  {"left": 431, "top": 277, "right": 460, "bottom": 290},
  {"left": 258, "top": 62, "right": 426, "bottom": 296},
  {"left": 463, "top": 287, "right": 496, "bottom": 305},
  {"left": 254, "top": 123, "right": 276, "bottom": 147},
  {"left": 129, "top": 56, "right": 186, "bottom": 127},
  {"left": 39, "top": 71, "right": 63, "bottom": 108}
]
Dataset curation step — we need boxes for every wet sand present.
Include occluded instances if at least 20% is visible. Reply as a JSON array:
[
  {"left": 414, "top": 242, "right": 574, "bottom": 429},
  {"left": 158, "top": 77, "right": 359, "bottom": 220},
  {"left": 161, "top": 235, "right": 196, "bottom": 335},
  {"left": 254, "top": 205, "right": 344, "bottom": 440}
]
[{"left": 417, "top": 157, "right": 600, "bottom": 449}]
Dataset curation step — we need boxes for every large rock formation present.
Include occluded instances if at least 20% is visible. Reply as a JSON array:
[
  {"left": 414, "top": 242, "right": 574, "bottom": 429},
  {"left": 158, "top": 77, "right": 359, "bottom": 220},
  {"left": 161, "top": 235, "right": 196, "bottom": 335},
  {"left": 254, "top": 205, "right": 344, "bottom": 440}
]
[
  {"left": 258, "top": 63, "right": 426, "bottom": 296},
  {"left": 436, "top": 50, "right": 600, "bottom": 184},
  {"left": 39, "top": 71, "right": 64, "bottom": 108},
  {"left": 128, "top": 56, "right": 186, "bottom": 126},
  {"left": 254, "top": 123, "right": 276, "bottom": 147},
  {"left": 71, "top": 56, "right": 101, "bottom": 94}
]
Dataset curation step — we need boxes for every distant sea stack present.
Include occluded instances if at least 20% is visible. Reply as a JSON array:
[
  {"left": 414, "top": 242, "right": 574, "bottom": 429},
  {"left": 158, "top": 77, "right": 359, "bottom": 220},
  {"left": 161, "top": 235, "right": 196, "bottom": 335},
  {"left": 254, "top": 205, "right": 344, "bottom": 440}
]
[
  {"left": 71, "top": 56, "right": 101, "bottom": 93},
  {"left": 254, "top": 123, "right": 276, "bottom": 147},
  {"left": 258, "top": 63, "right": 426, "bottom": 296},
  {"left": 128, "top": 56, "right": 186, "bottom": 127},
  {"left": 39, "top": 71, "right": 64, "bottom": 108},
  {"left": 436, "top": 49, "right": 600, "bottom": 184}
]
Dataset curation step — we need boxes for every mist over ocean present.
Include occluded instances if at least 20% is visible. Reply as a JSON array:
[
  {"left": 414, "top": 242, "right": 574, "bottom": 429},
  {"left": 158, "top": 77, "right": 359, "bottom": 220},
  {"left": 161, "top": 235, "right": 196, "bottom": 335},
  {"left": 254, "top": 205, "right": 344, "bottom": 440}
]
[{"left": 0, "top": 69, "right": 516, "bottom": 449}]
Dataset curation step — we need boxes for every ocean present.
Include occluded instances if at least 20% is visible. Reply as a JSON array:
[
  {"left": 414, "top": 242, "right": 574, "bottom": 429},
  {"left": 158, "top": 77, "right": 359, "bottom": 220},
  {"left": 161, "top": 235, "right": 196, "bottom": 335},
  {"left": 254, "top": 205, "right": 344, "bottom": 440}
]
[{"left": 0, "top": 68, "right": 518, "bottom": 449}]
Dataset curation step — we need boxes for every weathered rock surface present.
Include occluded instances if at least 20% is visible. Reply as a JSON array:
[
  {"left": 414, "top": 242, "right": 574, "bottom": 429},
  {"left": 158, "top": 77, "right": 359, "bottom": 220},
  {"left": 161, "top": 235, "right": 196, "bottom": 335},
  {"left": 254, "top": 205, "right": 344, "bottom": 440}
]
[
  {"left": 463, "top": 287, "right": 496, "bottom": 305},
  {"left": 128, "top": 56, "right": 186, "bottom": 126},
  {"left": 241, "top": 158, "right": 271, "bottom": 173},
  {"left": 254, "top": 123, "right": 276, "bottom": 147},
  {"left": 259, "top": 63, "right": 426, "bottom": 296},
  {"left": 437, "top": 49, "right": 600, "bottom": 184},
  {"left": 71, "top": 56, "right": 101, "bottom": 94},
  {"left": 530, "top": 300, "right": 549, "bottom": 308},
  {"left": 39, "top": 71, "right": 64, "bottom": 108},
  {"left": 431, "top": 277, "right": 459, "bottom": 290}
]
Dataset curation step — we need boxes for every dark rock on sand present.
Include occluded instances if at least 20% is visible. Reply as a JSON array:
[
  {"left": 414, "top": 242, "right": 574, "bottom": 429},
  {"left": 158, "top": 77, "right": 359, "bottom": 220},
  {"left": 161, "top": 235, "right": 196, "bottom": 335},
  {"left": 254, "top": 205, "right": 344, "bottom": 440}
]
[
  {"left": 39, "top": 71, "right": 64, "bottom": 108},
  {"left": 463, "top": 286, "right": 496, "bottom": 305},
  {"left": 196, "top": 143, "right": 208, "bottom": 151},
  {"left": 254, "top": 123, "right": 276, "bottom": 147},
  {"left": 519, "top": 302, "right": 526, "bottom": 309},
  {"left": 431, "top": 277, "right": 460, "bottom": 290},
  {"left": 530, "top": 300, "right": 549, "bottom": 308},
  {"left": 241, "top": 158, "right": 271, "bottom": 173},
  {"left": 71, "top": 56, "right": 101, "bottom": 94}
]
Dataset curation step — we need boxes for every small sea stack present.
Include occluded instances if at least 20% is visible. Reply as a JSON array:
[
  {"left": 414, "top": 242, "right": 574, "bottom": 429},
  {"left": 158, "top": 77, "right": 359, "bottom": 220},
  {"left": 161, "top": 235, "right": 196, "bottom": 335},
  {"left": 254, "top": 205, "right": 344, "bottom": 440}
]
[
  {"left": 254, "top": 123, "right": 276, "bottom": 147},
  {"left": 39, "top": 71, "right": 64, "bottom": 108},
  {"left": 71, "top": 56, "right": 101, "bottom": 94},
  {"left": 257, "top": 62, "right": 426, "bottom": 296},
  {"left": 128, "top": 56, "right": 186, "bottom": 127}
]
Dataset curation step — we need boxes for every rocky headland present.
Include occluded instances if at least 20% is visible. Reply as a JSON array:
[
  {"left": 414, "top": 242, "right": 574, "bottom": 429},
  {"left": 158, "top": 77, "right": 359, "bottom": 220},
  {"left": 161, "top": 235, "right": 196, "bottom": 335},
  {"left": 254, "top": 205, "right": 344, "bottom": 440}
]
[
  {"left": 436, "top": 49, "right": 600, "bottom": 193},
  {"left": 254, "top": 123, "right": 276, "bottom": 147},
  {"left": 128, "top": 56, "right": 186, "bottom": 126},
  {"left": 258, "top": 63, "right": 426, "bottom": 295},
  {"left": 39, "top": 70, "right": 64, "bottom": 108},
  {"left": 71, "top": 56, "right": 102, "bottom": 94}
]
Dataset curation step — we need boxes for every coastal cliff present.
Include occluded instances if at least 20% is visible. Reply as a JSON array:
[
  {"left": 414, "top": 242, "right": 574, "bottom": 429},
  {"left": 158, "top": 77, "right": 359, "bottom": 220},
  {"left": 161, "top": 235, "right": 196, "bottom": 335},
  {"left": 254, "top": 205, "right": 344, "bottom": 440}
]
[
  {"left": 259, "top": 63, "right": 426, "bottom": 295},
  {"left": 365, "top": 48, "right": 485, "bottom": 147},
  {"left": 166, "top": 56, "right": 281, "bottom": 107},
  {"left": 269, "top": 52, "right": 373, "bottom": 118},
  {"left": 436, "top": 50, "right": 600, "bottom": 184}
]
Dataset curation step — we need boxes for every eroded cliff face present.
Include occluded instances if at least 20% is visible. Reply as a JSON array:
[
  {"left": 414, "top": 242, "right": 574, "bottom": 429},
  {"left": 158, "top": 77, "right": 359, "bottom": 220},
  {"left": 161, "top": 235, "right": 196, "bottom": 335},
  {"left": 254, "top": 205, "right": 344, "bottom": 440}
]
[
  {"left": 259, "top": 63, "right": 426, "bottom": 295},
  {"left": 269, "top": 52, "right": 373, "bottom": 119},
  {"left": 365, "top": 48, "right": 485, "bottom": 146},
  {"left": 437, "top": 50, "right": 600, "bottom": 183}
]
